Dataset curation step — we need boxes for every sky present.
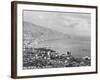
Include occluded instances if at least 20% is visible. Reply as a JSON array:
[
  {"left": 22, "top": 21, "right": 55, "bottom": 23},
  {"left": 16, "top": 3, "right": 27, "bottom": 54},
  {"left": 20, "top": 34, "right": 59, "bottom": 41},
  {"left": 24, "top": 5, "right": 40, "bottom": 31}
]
[{"left": 23, "top": 10, "right": 91, "bottom": 37}]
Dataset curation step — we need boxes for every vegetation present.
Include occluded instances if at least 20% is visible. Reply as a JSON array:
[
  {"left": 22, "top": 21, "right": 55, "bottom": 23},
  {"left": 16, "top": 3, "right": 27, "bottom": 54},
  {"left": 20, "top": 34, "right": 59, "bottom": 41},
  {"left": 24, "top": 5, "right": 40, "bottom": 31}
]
[{"left": 23, "top": 47, "right": 91, "bottom": 69}]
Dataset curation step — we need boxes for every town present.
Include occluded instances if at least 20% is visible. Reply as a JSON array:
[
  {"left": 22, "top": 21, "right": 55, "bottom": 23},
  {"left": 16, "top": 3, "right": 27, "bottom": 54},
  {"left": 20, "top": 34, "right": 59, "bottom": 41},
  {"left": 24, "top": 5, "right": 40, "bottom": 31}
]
[{"left": 23, "top": 47, "right": 91, "bottom": 69}]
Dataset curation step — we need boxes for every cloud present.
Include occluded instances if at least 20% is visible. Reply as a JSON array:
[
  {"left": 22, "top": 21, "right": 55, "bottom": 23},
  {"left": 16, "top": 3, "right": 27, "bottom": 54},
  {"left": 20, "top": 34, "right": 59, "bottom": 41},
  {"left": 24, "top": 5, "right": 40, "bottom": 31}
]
[{"left": 23, "top": 10, "right": 91, "bottom": 37}]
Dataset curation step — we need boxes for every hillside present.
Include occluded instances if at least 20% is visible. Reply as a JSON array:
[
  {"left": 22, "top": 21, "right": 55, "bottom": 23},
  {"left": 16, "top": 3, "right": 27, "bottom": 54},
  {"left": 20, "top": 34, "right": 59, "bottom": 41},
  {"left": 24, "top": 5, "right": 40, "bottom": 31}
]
[{"left": 23, "top": 21, "right": 71, "bottom": 41}]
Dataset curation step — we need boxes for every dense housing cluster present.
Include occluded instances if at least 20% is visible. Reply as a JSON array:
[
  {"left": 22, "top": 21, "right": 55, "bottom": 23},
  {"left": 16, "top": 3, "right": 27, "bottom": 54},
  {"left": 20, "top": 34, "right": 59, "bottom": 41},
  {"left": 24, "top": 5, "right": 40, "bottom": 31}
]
[{"left": 23, "top": 47, "right": 91, "bottom": 69}]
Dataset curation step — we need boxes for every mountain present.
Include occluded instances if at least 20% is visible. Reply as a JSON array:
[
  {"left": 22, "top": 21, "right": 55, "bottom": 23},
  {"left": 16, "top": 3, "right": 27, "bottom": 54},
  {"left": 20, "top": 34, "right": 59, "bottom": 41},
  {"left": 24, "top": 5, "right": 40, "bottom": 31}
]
[{"left": 23, "top": 21, "right": 71, "bottom": 41}]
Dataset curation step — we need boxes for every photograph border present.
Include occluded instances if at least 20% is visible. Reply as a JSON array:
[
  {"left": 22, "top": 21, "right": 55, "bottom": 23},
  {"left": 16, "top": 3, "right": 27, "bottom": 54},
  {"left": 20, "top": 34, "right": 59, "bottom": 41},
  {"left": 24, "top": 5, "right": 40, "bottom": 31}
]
[{"left": 11, "top": 1, "right": 98, "bottom": 79}]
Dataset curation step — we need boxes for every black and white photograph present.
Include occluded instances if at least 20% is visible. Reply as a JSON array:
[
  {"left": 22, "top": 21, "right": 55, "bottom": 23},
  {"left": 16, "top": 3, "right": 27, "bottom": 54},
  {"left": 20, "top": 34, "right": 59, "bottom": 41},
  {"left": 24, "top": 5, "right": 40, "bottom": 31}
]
[
  {"left": 11, "top": 1, "right": 97, "bottom": 78},
  {"left": 23, "top": 11, "right": 91, "bottom": 69}
]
